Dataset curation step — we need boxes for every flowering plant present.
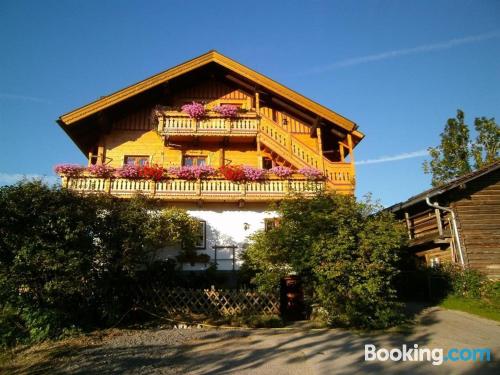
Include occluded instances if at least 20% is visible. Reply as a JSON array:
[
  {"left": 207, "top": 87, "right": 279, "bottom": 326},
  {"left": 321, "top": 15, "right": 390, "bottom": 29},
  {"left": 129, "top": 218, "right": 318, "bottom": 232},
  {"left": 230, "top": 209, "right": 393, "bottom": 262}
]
[
  {"left": 269, "top": 166, "right": 294, "bottom": 179},
  {"left": 298, "top": 167, "right": 325, "bottom": 180},
  {"left": 219, "top": 165, "right": 246, "bottom": 182},
  {"left": 181, "top": 101, "right": 206, "bottom": 120},
  {"left": 242, "top": 166, "right": 267, "bottom": 181},
  {"left": 87, "top": 164, "right": 115, "bottom": 178},
  {"left": 115, "top": 164, "right": 141, "bottom": 179},
  {"left": 168, "top": 165, "right": 217, "bottom": 180},
  {"left": 213, "top": 104, "right": 239, "bottom": 118},
  {"left": 54, "top": 164, "right": 85, "bottom": 177},
  {"left": 139, "top": 165, "right": 165, "bottom": 181}
]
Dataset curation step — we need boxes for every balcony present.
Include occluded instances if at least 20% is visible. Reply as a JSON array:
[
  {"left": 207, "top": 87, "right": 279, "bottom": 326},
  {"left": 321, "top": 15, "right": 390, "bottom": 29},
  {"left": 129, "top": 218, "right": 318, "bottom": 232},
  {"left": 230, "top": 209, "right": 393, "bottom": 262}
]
[
  {"left": 61, "top": 176, "right": 325, "bottom": 202},
  {"left": 157, "top": 111, "right": 259, "bottom": 138}
]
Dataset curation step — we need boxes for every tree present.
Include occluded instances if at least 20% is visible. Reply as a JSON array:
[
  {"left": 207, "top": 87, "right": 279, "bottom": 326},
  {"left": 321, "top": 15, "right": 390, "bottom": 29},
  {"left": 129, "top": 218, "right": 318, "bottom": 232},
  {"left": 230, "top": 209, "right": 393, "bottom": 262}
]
[
  {"left": 423, "top": 110, "right": 499, "bottom": 186},
  {"left": 241, "top": 193, "right": 407, "bottom": 329},
  {"left": 472, "top": 116, "right": 500, "bottom": 169}
]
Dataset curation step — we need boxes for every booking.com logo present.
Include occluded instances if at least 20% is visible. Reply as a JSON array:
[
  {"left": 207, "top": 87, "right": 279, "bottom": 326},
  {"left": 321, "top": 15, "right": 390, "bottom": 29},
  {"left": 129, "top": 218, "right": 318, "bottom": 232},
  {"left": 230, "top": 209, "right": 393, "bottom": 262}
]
[{"left": 365, "top": 344, "right": 492, "bottom": 366}]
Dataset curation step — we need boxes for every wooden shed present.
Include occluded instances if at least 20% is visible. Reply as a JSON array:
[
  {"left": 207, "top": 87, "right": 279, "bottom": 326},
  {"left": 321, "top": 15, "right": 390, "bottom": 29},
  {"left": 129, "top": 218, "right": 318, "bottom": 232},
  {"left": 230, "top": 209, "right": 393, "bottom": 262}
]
[{"left": 387, "top": 161, "right": 500, "bottom": 279}]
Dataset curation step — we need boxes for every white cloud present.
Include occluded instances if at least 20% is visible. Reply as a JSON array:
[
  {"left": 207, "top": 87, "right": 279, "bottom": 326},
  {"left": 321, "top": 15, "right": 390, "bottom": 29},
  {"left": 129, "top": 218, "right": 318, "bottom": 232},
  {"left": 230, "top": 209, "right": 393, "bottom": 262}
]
[
  {"left": 0, "top": 93, "right": 51, "bottom": 104},
  {"left": 305, "top": 30, "right": 500, "bottom": 74},
  {"left": 356, "top": 149, "right": 428, "bottom": 165},
  {"left": 0, "top": 173, "right": 59, "bottom": 186}
]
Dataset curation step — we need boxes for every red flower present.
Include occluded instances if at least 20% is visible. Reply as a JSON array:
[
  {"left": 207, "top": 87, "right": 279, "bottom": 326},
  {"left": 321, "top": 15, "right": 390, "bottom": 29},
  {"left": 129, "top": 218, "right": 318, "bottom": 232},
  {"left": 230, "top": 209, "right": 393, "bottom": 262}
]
[
  {"left": 139, "top": 165, "right": 165, "bottom": 181},
  {"left": 219, "top": 165, "right": 246, "bottom": 182}
]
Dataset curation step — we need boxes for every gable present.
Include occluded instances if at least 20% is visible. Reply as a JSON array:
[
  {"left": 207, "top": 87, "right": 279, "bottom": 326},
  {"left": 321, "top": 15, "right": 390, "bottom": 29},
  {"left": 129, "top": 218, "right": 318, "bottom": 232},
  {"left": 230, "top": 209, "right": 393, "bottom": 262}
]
[{"left": 58, "top": 51, "right": 361, "bottom": 136}]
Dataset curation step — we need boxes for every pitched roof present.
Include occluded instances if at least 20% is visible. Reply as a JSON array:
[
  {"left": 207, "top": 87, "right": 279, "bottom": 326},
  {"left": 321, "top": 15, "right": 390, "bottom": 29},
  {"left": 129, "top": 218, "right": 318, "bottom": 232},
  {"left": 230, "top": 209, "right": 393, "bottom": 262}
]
[
  {"left": 58, "top": 50, "right": 362, "bottom": 137},
  {"left": 387, "top": 160, "right": 500, "bottom": 212}
]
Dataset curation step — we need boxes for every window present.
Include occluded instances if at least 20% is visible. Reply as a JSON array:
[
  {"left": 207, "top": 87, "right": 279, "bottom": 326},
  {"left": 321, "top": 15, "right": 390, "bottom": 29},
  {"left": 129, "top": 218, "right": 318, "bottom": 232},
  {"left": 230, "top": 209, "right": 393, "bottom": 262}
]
[
  {"left": 183, "top": 156, "right": 207, "bottom": 166},
  {"left": 264, "top": 218, "right": 280, "bottom": 232},
  {"left": 262, "top": 157, "right": 273, "bottom": 170},
  {"left": 124, "top": 155, "right": 149, "bottom": 166},
  {"left": 195, "top": 220, "right": 206, "bottom": 249}
]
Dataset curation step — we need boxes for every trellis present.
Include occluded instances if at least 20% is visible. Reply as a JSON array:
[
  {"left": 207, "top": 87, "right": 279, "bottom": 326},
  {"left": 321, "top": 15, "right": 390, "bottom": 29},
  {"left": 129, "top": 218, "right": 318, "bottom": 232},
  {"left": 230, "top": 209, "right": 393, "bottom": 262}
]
[{"left": 134, "top": 285, "right": 280, "bottom": 317}]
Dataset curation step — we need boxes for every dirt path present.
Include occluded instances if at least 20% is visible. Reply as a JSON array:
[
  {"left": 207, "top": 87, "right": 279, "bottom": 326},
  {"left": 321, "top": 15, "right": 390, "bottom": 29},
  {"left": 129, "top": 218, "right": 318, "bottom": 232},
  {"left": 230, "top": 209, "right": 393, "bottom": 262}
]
[{"left": 2, "top": 307, "right": 499, "bottom": 374}]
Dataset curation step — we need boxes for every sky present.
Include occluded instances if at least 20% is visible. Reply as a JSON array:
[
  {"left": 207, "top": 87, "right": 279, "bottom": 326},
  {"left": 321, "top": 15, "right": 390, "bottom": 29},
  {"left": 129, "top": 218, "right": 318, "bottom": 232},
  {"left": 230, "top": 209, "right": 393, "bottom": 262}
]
[{"left": 0, "top": 0, "right": 499, "bottom": 207}]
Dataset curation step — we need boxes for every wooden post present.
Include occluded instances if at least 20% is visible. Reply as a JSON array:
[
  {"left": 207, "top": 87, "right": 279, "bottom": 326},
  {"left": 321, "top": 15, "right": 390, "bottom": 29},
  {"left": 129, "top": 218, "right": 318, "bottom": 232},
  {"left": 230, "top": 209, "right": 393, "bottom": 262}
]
[
  {"left": 255, "top": 92, "right": 260, "bottom": 113},
  {"left": 87, "top": 152, "right": 93, "bottom": 167},
  {"left": 97, "top": 146, "right": 104, "bottom": 165},
  {"left": 404, "top": 212, "right": 412, "bottom": 240},
  {"left": 150, "top": 180, "right": 156, "bottom": 196},
  {"left": 104, "top": 178, "right": 112, "bottom": 194},
  {"left": 339, "top": 142, "right": 345, "bottom": 162},
  {"left": 317, "top": 127, "right": 325, "bottom": 172},
  {"left": 435, "top": 208, "right": 444, "bottom": 237},
  {"left": 347, "top": 134, "right": 354, "bottom": 163}
]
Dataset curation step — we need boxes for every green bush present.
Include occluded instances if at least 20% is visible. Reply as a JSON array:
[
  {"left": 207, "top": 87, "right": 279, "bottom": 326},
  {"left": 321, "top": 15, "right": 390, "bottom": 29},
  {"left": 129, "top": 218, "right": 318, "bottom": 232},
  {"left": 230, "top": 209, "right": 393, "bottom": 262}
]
[
  {"left": 0, "top": 180, "right": 199, "bottom": 347},
  {"left": 242, "top": 192, "right": 407, "bottom": 329}
]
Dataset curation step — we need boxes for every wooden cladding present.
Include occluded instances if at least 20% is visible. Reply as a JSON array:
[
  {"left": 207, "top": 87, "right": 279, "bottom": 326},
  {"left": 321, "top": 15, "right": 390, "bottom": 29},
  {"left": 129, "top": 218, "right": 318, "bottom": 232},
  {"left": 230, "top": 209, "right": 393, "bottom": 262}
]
[
  {"left": 175, "top": 79, "right": 250, "bottom": 102},
  {"left": 112, "top": 107, "right": 153, "bottom": 131},
  {"left": 452, "top": 173, "right": 500, "bottom": 278},
  {"left": 260, "top": 106, "right": 310, "bottom": 134}
]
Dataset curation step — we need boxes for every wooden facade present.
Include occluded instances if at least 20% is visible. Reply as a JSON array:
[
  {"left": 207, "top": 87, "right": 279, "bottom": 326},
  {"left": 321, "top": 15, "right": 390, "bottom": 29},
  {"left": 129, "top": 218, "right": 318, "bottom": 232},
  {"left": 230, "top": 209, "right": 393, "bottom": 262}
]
[
  {"left": 388, "top": 162, "right": 500, "bottom": 279},
  {"left": 56, "top": 51, "right": 363, "bottom": 201}
]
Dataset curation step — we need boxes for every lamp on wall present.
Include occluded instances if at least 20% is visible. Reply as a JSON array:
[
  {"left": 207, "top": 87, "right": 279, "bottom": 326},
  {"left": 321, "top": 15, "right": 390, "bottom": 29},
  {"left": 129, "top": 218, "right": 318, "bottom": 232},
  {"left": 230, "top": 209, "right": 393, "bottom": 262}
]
[{"left": 243, "top": 222, "right": 250, "bottom": 231}]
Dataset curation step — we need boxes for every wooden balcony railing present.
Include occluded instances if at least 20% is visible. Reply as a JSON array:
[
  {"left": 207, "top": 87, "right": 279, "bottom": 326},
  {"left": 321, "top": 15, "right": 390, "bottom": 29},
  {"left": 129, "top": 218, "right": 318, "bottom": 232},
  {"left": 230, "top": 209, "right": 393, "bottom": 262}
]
[
  {"left": 62, "top": 176, "right": 325, "bottom": 202},
  {"left": 259, "top": 114, "right": 354, "bottom": 189},
  {"left": 157, "top": 111, "right": 259, "bottom": 136}
]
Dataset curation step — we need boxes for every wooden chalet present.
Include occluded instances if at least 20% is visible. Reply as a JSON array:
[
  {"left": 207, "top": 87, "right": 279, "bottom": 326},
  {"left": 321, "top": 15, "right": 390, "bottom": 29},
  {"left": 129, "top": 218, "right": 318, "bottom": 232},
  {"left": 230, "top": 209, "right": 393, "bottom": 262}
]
[
  {"left": 388, "top": 161, "right": 500, "bottom": 279},
  {"left": 56, "top": 50, "right": 364, "bottom": 270}
]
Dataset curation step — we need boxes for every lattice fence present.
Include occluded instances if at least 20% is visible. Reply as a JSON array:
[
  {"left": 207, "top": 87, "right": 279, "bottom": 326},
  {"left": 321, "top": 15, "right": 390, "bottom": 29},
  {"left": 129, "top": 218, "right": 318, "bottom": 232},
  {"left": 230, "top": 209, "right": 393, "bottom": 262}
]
[{"left": 134, "top": 285, "right": 280, "bottom": 317}]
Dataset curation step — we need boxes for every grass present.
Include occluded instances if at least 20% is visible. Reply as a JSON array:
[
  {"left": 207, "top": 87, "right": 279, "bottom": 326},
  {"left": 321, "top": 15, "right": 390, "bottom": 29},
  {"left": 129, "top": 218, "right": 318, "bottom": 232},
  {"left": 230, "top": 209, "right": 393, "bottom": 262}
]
[{"left": 439, "top": 295, "right": 500, "bottom": 322}]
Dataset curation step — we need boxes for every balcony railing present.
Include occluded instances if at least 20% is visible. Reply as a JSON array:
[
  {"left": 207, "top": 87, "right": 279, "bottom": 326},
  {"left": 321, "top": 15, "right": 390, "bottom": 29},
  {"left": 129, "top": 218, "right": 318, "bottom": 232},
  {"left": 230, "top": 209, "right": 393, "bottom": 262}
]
[
  {"left": 157, "top": 111, "right": 259, "bottom": 136},
  {"left": 62, "top": 176, "right": 325, "bottom": 202}
]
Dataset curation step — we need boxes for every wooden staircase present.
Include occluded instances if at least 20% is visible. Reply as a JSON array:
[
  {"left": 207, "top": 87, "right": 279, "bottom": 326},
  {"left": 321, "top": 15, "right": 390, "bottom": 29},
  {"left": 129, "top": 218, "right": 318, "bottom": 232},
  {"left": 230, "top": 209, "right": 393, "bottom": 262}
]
[{"left": 258, "top": 113, "right": 355, "bottom": 193}]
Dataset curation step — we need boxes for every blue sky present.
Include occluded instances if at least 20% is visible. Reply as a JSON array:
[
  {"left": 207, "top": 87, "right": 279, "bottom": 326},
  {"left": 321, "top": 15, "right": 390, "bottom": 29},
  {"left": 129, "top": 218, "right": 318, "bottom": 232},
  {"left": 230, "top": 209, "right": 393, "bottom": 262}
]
[{"left": 1, "top": 0, "right": 499, "bottom": 206}]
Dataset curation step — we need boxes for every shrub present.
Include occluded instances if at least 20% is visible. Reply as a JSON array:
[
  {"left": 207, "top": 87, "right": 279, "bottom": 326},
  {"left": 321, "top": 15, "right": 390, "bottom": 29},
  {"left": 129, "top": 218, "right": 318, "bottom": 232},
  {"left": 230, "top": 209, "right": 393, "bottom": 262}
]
[
  {"left": 0, "top": 181, "right": 199, "bottom": 347},
  {"left": 242, "top": 192, "right": 407, "bottom": 329}
]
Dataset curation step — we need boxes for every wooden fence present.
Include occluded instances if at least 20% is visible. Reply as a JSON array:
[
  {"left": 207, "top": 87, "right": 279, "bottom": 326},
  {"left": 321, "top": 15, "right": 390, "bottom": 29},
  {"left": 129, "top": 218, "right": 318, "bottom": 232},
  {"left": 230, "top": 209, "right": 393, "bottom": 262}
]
[{"left": 134, "top": 285, "right": 280, "bottom": 317}]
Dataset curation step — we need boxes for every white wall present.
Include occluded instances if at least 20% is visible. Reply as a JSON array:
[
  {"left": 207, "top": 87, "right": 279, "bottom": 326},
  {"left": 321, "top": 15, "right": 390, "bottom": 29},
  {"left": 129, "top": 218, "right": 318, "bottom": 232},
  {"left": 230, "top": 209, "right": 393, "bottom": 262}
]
[{"left": 157, "top": 203, "right": 276, "bottom": 271}]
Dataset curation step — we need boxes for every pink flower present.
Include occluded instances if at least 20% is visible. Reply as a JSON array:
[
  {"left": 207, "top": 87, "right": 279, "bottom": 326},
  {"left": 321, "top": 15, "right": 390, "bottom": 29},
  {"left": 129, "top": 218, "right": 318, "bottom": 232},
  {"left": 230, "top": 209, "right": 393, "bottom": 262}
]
[
  {"left": 168, "top": 165, "right": 217, "bottom": 180},
  {"left": 242, "top": 166, "right": 267, "bottom": 181},
  {"left": 115, "top": 164, "right": 141, "bottom": 179},
  {"left": 181, "top": 102, "right": 206, "bottom": 120},
  {"left": 54, "top": 164, "right": 84, "bottom": 177},
  {"left": 298, "top": 167, "right": 325, "bottom": 180},
  {"left": 87, "top": 164, "right": 115, "bottom": 178},
  {"left": 213, "top": 104, "right": 239, "bottom": 118},
  {"left": 269, "top": 166, "right": 294, "bottom": 179}
]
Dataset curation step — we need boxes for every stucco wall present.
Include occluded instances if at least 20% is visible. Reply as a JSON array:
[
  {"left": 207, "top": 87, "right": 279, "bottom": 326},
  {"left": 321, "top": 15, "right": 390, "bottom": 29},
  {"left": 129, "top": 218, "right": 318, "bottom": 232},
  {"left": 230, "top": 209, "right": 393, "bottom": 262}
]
[{"left": 157, "top": 203, "right": 276, "bottom": 271}]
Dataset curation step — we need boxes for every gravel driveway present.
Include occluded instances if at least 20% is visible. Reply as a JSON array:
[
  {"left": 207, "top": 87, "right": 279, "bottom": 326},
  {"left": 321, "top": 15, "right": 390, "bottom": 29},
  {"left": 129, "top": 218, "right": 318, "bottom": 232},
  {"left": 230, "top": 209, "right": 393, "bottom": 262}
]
[{"left": 3, "top": 307, "right": 500, "bottom": 374}]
